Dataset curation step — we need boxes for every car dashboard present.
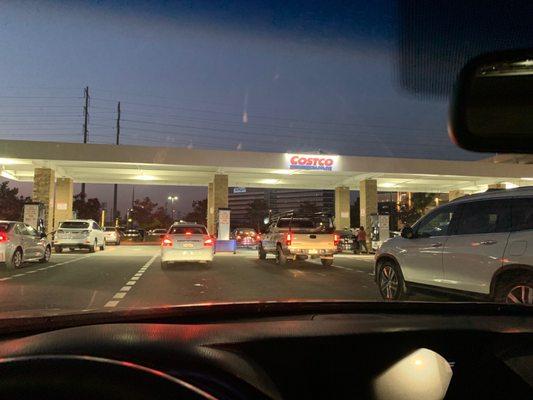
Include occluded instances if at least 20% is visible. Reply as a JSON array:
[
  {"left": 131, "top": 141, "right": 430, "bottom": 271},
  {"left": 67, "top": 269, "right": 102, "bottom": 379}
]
[{"left": 0, "top": 306, "right": 530, "bottom": 399}]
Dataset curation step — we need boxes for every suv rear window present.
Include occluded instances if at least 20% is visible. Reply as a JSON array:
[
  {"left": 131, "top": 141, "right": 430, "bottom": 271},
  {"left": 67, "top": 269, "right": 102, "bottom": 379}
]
[
  {"left": 169, "top": 226, "right": 207, "bottom": 235},
  {"left": 104, "top": 227, "right": 116, "bottom": 232},
  {"left": 60, "top": 222, "right": 89, "bottom": 229},
  {"left": 511, "top": 198, "right": 533, "bottom": 231}
]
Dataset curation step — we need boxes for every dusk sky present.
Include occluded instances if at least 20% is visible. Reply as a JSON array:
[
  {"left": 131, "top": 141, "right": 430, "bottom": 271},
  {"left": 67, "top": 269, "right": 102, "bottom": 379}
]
[{"left": 0, "top": 1, "right": 485, "bottom": 215}]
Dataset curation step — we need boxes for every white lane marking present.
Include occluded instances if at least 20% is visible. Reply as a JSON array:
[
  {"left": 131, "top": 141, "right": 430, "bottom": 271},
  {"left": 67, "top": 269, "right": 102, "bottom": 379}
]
[
  {"left": 104, "top": 253, "right": 158, "bottom": 308},
  {"left": 0, "top": 255, "right": 94, "bottom": 281},
  {"left": 126, "top": 281, "right": 136, "bottom": 285}
]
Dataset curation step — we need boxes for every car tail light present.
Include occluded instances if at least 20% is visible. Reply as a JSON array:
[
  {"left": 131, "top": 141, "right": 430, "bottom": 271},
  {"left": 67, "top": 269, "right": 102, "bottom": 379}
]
[
  {"left": 333, "top": 233, "right": 340, "bottom": 246},
  {"left": 285, "top": 232, "right": 292, "bottom": 246},
  {"left": 204, "top": 236, "right": 214, "bottom": 246},
  {"left": 256, "top": 234, "right": 261, "bottom": 241},
  {"left": 236, "top": 235, "right": 242, "bottom": 240},
  {"left": 185, "top": 231, "right": 192, "bottom": 235},
  {"left": 161, "top": 235, "right": 173, "bottom": 247},
  {"left": 0, "top": 231, "right": 7, "bottom": 242}
]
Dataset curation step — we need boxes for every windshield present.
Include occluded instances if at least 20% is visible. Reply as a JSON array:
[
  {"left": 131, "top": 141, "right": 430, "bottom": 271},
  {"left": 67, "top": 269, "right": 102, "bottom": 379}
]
[
  {"left": 0, "top": 223, "right": 13, "bottom": 232},
  {"left": 0, "top": 0, "right": 532, "bottom": 320},
  {"left": 59, "top": 222, "right": 89, "bottom": 230}
]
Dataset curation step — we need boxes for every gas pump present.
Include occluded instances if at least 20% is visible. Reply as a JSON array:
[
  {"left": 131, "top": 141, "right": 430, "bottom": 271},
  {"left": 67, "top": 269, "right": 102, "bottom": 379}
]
[{"left": 370, "top": 213, "right": 390, "bottom": 251}]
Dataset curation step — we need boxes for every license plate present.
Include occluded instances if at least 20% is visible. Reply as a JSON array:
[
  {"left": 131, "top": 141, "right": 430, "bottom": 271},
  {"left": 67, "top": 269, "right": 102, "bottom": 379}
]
[
  {"left": 182, "top": 243, "right": 194, "bottom": 248},
  {"left": 308, "top": 249, "right": 318, "bottom": 254}
]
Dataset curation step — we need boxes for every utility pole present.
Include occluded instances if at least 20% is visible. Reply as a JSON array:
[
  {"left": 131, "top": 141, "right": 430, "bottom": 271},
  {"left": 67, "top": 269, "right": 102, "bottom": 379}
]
[
  {"left": 112, "top": 102, "right": 121, "bottom": 224},
  {"left": 81, "top": 86, "right": 90, "bottom": 196}
]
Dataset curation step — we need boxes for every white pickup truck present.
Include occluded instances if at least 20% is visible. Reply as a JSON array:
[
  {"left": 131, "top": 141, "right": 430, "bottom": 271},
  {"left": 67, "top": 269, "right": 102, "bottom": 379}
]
[{"left": 258, "top": 216, "right": 338, "bottom": 266}]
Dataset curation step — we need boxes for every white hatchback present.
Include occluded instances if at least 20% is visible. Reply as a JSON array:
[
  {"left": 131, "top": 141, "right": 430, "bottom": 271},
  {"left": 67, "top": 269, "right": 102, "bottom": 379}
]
[{"left": 160, "top": 224, "right": 214, "bottom": 268}]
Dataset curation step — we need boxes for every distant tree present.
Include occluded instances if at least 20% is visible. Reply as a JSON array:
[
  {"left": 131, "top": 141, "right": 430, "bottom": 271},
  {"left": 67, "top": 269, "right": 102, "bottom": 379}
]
[
  {"left": 152, "top": 205, "right": 173, "bottom": 230},
  {"left": 0, "top": 181, "right": 29, "bottom": 220},
  {"left": 246, "top": 199, "right": 269, "bottom": 232},
  {"left": 131, "top": 197, "right": 159, "bottom": 228},
  {"left": 298, "top": 201, "right": 319, "bottom": 215},
  {"left": 73, "top": 192, "right": 101, "bottom": 221},
  {"left": 184, "top": 198, "right": 207, "bottom": 225}
]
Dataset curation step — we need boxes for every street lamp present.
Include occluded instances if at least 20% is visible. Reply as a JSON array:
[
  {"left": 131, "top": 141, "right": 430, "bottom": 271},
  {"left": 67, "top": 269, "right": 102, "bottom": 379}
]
[{"left": 167, "top": 195, "right": 179, "bottom": 220}]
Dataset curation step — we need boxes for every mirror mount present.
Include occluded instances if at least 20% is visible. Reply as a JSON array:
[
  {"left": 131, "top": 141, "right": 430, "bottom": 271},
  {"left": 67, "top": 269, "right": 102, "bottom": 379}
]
[{"left": 450, "top": 49, "right": 533, "bottom": 154}]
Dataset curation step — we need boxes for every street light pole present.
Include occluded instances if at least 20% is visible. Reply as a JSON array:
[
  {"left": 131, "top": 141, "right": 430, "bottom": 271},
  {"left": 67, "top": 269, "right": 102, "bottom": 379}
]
[{"left": 167, "top": 195, "right": 179, "bottom": 221}]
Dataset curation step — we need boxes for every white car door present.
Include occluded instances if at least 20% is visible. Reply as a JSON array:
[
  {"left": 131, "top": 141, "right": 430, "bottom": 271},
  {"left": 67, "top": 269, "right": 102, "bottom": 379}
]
[
  {"left": 398, "top": 205, "right": 458, "bottom": 286},
  {"left": 442, "top": 199, "right": 511, "bottom": 294}
]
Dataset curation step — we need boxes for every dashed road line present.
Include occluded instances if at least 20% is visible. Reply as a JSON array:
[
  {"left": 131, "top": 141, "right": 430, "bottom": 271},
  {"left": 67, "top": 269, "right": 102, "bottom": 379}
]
[
  {"left": 104, "top": 253, "right": 158, "bottom": 308},
  {"left": 0, "top": 254, "right": 93, "bottom": 281}
]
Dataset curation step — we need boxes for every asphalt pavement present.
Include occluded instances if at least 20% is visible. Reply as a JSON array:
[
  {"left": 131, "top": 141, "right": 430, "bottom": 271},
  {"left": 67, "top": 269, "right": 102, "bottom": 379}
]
[{"left": 0, "top": 245, "right": 446, "bottom": 315}]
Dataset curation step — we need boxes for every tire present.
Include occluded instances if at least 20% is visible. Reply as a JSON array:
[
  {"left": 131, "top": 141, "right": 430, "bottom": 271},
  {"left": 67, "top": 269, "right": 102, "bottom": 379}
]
[
  {"left": 116, "top": 240, "right": 120, "bottom": 246},
  {"left": 99, "top": 241, "right": 105, "bottom": 251},
  {"left": 54, "top": 246, "right": 63, "bottom": 253},
  {"left": 276, "top": 244, "right": 287, "bottom": 265},
  {"left": 6, "top": 248, "right": 23, "bottom": 269},
  {"left": 258, "top": 243, "right": 267, "bottom": 260},
  {"left": 321, "top": 258, "right": 334, "bottom": 267},
  {"left": 161, "top": 261, "right": 168, "bottom": 269},
  {"left": 377, "top": 260, "right": 406, "bottom": 300},
  {"left": 494, "top": 274, "right": 533, "bottom": 305},
  {"left": 39, "top": 246, "right": 51, "bottom": 263},
  {"left": 89, "top": 240, "right": 97, "bottom": 253}
]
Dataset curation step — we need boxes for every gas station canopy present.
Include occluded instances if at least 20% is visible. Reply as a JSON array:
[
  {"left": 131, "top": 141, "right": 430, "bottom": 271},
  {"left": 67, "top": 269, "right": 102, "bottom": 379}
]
[{"left": 1, "top": 139, "right": 533, "bottom": 193}]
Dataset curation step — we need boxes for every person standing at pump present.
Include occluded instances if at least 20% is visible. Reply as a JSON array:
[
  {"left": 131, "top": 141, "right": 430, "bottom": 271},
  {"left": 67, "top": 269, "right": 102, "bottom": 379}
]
[{"left": 357, "top": 226, "right": 368, "bottom": 254}]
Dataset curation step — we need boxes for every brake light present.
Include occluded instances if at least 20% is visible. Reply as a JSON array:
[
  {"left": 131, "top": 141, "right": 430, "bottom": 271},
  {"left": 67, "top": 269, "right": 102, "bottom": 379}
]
[
  {"left": 334, "top": 233, "right": 340, "bottom": 246},
  {"left": 256, "top": 234, "right": 261, "bottom": 241},
  {"left": 185, "top": 231, "right": 192, "bottom": 235},
  {"left": 204, "top": 236, "right": 214, "bottom": 246},
  {"left": 162, "top": 235, "right": 172, "bottom": 247},
  {"left": 236, "top": 235, "right": 242, "bottom": 240},
  {"left": 285, "top": 232, "right": 292, "bottom": 246},
  {"left": 0, "top": 231, "right": 7, "bottom": 242}
]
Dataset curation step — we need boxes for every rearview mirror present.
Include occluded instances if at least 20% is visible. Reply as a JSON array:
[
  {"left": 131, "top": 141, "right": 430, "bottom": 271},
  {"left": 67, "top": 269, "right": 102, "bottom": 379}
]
[
  {"left": 449, "top": 50, "right": 533, "bottom": 153},
  {"left": 400, "top": 226, "right": 414, "bottom": 239}
]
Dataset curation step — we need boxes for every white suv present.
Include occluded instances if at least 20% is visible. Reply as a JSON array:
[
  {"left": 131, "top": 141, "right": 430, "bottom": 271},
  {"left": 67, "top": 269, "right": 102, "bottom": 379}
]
[
  {"left": 54, "top": 220, "right": 105, "bottom": 253},
  {"left": 375, "top": 187, "right": 533, "bottom": 305}
]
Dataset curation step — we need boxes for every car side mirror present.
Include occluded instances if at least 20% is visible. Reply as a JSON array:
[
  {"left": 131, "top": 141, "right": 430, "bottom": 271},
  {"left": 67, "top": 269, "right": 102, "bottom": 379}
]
[
  {"left": 400, "top": 226, "right": 415, "bottom": 239},
  {"left": 449, "top": 49, "right": 533, "bottom": 153}
]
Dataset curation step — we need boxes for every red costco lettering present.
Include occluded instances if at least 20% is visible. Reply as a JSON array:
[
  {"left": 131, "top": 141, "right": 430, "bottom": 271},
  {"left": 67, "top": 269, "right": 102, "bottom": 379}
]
[
  {"left": 324, "top": 159, "right": 333, "bottom": 166},
  {"left": 290, "top": 156, "right": 299, "bottom": 165}
]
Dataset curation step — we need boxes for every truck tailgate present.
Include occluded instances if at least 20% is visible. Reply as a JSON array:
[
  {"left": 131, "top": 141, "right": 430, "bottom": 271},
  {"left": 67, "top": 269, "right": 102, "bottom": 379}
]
[{"left": 290, "top": 233, "right": 335, "bottom": 250}]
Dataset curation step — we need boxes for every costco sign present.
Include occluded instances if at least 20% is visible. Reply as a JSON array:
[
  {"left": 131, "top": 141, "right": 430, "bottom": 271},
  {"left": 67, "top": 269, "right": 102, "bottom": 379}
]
[{"left": 286, "top": 154, "right": 339, "bottom": 171}]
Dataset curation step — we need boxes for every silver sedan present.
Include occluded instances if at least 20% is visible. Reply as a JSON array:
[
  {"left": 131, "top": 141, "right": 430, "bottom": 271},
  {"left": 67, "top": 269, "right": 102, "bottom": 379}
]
[{"left": 0, "top": 221, "right": 52, "bottom": 269}]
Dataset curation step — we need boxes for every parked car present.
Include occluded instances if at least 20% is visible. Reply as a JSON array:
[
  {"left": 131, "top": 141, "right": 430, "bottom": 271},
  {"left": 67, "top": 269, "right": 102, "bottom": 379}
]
[
  {"left": 54, "top": 220, "right": 105, "bottom": 253},
  {"left": 160, "top": 223, "right": 214, "bottom": 268},
  {"left": 146, "top": 228, "right": 167, "bottom": 242},
  {"left": 334, "top": 229, "right": 357, "bottom": 253},
  {"left": 259, "top": 214, "right": 337, "bottom": 266},
  {"left": 122, "top": 229, "right": 143, "bottom": 242},
  {"left": 103, "top": 227, "right": 121, "bottom": 245},
  {"left": 375, "top": 187, "right": 533, "bottom": 304},
  {"left": 0, "top": 221, "right": 52, "bottom": 268},
  {"left": 231, "top": 227, "right": 259, "bottom": 247}
]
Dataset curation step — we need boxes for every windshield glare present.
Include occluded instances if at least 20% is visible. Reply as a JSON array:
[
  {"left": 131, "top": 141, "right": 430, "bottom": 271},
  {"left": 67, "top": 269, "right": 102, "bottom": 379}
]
[{"left": 0, "top": 0, "right": 531, "bottom": 320}]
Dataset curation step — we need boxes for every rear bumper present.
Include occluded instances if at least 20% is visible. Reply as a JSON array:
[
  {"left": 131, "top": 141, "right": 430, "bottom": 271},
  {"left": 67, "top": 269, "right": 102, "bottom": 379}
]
[
  {"left": 161, "top": 247, "right": 214, "bottom": 262},
  {"left": 287, "top": 247, "right": 335, "bottom": 256},
  {"left": 54, "top": 239, "right": 92, "bottom": 248}
]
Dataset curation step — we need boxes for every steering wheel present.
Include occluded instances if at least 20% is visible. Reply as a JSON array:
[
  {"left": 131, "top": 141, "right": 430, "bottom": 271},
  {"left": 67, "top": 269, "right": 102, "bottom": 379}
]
[{"left": 0, "top": 355, "right": 216, "bottom": 400}]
